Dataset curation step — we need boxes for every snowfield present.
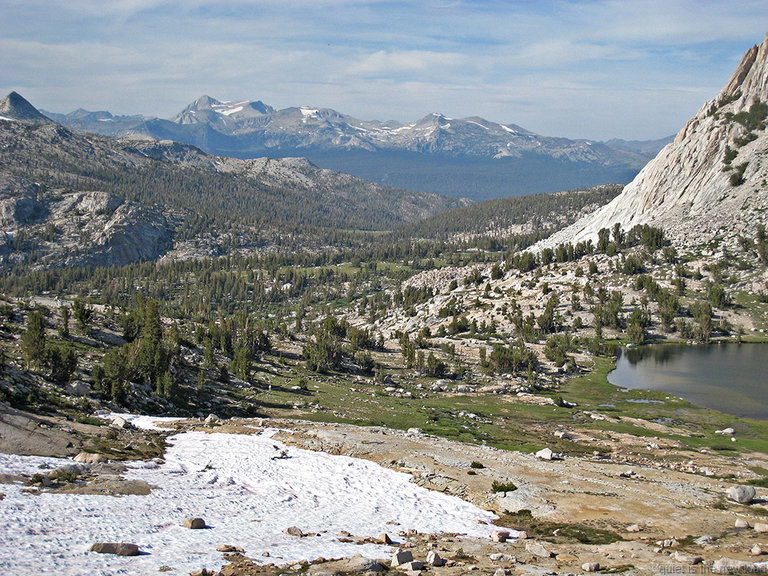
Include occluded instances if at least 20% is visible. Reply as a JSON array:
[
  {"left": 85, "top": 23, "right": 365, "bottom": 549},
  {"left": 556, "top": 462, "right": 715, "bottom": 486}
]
[{"left": 0, "top": 420, "right": 500, "bottom": 575}]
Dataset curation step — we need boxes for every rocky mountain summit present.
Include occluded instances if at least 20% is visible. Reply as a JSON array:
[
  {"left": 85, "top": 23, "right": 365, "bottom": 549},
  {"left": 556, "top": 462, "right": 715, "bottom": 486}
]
[
  {"left": 540, "top": 31, "right": 768, "bottom": 250},
  {"left": 0, "top": 91, "right": 52, "bottom": 124},
  {"left": 44, "top": 95, "right": 667, "bottom": 200}
]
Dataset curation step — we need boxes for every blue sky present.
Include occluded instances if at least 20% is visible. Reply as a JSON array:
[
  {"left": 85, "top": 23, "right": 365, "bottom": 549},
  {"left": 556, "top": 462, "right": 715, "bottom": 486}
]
[{"left": 1, "top": 0, "right": 766, "bottom": 140}]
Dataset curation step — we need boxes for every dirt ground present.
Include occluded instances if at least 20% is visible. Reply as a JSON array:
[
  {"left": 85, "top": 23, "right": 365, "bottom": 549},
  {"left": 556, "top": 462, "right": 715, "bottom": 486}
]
[{"left": 2, "top": 407, "right": 767, "bottom": 575}]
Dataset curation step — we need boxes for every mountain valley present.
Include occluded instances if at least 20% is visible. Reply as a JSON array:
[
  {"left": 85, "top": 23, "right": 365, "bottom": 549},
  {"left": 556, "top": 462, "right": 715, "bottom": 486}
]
[{"left": 1, "top": 30, "right": 768, "bottom": 576}]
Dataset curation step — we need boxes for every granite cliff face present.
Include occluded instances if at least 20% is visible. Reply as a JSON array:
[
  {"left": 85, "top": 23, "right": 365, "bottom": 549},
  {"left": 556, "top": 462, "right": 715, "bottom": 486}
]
[{"left": 539, "top": 32, "right": 768, "bottom": 250}]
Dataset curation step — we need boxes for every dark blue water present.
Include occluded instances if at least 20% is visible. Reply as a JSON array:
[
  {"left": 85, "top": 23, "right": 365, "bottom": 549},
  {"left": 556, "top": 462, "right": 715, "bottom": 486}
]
[{"left": 608, "top": 343, "right": 768, "bottom": 420}]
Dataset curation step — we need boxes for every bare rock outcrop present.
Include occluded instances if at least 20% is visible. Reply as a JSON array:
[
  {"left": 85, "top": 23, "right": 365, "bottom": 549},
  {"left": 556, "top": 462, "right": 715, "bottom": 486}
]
[{"left": 537, "top": 31, "right": 768, "bottom": 251}]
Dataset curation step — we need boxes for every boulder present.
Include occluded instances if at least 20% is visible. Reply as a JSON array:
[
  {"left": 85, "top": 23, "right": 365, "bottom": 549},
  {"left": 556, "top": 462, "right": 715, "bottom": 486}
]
[
  {"left": 377, "top": 532, "right": 393, "bottom": 544},
  {"left": 109, "top": 416, "right": 130, "bottom": 430},
  {"left": 391, "top": 549, "right": 413, "bottom": 567},
  {"left": 284, "top": 526, "right": 304, "bottom": 537},
  {"left": 216, "top": 544, "right": 244, "bottom": 553},
  {"left": 89, "top": 542, "right": 140, "bottom": 556},
  {"left": 754, "top": 523, "right": 768, "bottom": 533},
  {"left": 751, "top": 544, "right": 763, "bottom": 556},
  {"left": 426, "top": 550, "right": 445, "bottom": 567},
  {"left": 492, "top": 529, "right": 510, "bottom": 543},
  {"left": 626, "top": 524, "right": 642, "bottom": 532},
  {"left": 535, "top": 448, "right": 554, "bottom": 460},
  {"left": 726, "top": 485, "right": 756, "bottom": 504},
  {"left": 309, "top": 555, "right": 383, "bottom": 575},
  {"left": 525, "top": 542, "right": 552, "bottom": 558},
  {"left": 712, "top": 558, "right": 757, "bottom": 573},
  {"left": 735, "top": 519, "right": 750, "bottom": 529},
  {"left": 400, "top": 560, "right": 424, "bottom": 571},
  {"left": 581, "top": 562, "right": 600, "bottom": 572},
  {"left": 204, "top": 413, "right": 220, "bottom": 426},
  {"left": 183, "top": 517, "right": 206, "bottom": 529},
  {"left": 74, "top": 452, "right": 105, "bottom": 464},
  {"left": 671, "top": 552, "right": 703, "bottom": 564}
]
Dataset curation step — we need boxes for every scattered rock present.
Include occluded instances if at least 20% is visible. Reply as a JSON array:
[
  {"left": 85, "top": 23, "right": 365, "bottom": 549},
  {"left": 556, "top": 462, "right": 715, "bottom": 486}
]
[
  {"left": 494, "top": 569, "right": 510, "bottom": 576},
  {"left": 216, "top": 544, "right": 243, "bottom": 553},
  {"left": 400, "top": 560, "right": 424, "bottom": 571},
  {"left": 726, "top": 485, "right": 756, "bottom": 504},
  {"left": 735, "top": 519, "right": 750, "bottom": 529},
  {"left": 535, "top": 448, "right": 554, "bottom": 461},
  {"left": 751, "top": 544, "right": 764, "bottom": 556},
  {"left": 525, "top": 542, "right": 552, "bottom": 558},
  {"left": 712, "top": 557, "right": 757, "bottom": 573},
  {"left": 204, "top": 414, "right": 220, "bottom": 426},
  {"left": 378, "top": 532, "right": 393, "bottom": 544},
  {"left": 492, "top": 529, "right": 510, "bottom": 543},
  {"left": 626, "top": 524, "right": 642, "bottom": 532},
  {"left": 73, "top": 452, "right": 105, "bottom": 464},
  {"left": 716, "top": 428, "right": 735, "bottom": 435},
  {"left": 189, "top": 569, "right": 218, "bottom": 576},
  {"left": 391, "top": 549, "right": 413, "bottom": 567},
  {"left": 656, "top": 538, "right": 679, "bottom": 549},
  {"left": 489, "top": 553, "right": 516, "bottom": 563},
  {"left": 308, "top": 555, "right": 384, "bottom": 575},
  {"left": 89, "top": 542, "right": 140, "bottom": 556},
  {"left": 755, "top": 523, "right": 768, "bottom": 533},
  {"left": 109, "top": 416, "right": 130, "bottom": 430},
  {"left": 183, "top": 517, "right": 206, "bottom": 529},
  {"left": 694, "top": 535, "right": 714, "bottom": 546},
  {"left": 671, "top": 552, "right": 703, "bottom": 564},
  {"left": 284, "top": 526, "right": 305, "bottom": 537},
  {"left": 581, "top": 562, "right": 600, "bottom": 572},
  {"left": 426, "top": 550, "right": 445, "bottom": 567}
]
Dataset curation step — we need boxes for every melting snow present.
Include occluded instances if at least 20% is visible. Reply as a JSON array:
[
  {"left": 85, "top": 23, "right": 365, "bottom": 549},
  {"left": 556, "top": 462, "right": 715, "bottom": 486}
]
[
  {"left": 300, "top": 108, "right": 319, "bottom": 118},
  {"left": 0, "top": 423, "right": 499, "bottom": 575},
  {"left": 501, "top": 125, "right": 517, "bottom": 134},
  {"left": 0, "top": 115, "right": 16, "bottom": 122}
]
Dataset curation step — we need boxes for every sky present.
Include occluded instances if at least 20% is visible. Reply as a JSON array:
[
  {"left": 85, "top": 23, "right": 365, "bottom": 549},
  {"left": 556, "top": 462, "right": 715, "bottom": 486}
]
[{"left": 1, "top": 0, "right": 766, "bottom": 141}]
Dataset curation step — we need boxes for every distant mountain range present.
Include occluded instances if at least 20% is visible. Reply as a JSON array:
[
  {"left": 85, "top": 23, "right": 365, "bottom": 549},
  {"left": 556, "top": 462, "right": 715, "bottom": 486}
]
[
  {"left": 0, "top": 92, "right": 465, "bottom": 269},
  {"left": 43, "top": 96, "right": 671, "bottom": 201}
]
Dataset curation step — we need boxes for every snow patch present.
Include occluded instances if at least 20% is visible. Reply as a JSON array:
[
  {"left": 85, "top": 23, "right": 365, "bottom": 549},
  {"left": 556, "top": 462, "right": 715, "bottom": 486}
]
[
  {"left": 501, "top": 125, "right": 517, "bottom": 134},
  {"left": 0, "top": 427, "right": 500, "bottom": 575},
  {"left": 0, "top": 115, "right": 16, "bottom": 122},
  {"left": 466, "top": 121, "right": 489, "bottom": 130}
]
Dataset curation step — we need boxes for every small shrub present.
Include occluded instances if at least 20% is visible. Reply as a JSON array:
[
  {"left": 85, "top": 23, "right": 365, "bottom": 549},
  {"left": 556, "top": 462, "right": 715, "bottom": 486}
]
[
  {"left": 470, "top": 461, "right": 485, "bottom": 469},
  {"left": 491, "top": 480, "right": 517, "bottom": 493}
]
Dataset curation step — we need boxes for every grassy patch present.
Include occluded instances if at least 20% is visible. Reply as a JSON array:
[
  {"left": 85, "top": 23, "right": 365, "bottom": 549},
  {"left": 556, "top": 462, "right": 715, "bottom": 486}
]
[{"left": 495, "top": 510, "right": 623, "bottom": 545}]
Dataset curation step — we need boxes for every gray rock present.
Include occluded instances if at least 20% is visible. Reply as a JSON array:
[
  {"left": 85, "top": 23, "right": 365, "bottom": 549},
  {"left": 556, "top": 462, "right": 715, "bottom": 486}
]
[
  {"left": 754, "top": 522, "right": 768, "bottom": 533},
  {"left": 751, "top": 544, "right": 763, "bottom": 556},
  {"left": 492, "top": 529, "right": 510, "bottom": 542},
  {"left": 89, "top": 542, "right": 140, "bottom": 556},
  {"left": 726, "top": 485, "right": 756, "bottom": 504},
  {"left": 535, "top": 448, "right": 554, "bottom": 460},
  {"left": 712, "top": 558, "right": 757, "bottom": 573},
  {"left": 581, "top": 562, "right": 600, "bottom": 572},
  {"left": 284, "top": 526, "right": 304, "bottom": 537},
  {"left": 109, "top": 416, "right": 130, "bottom": 430},
  {"left": 74, "top": 452, "right": 105, "bottom": 464},
  {"left": 525, "top": 542, "right": 552, "bottom": 558},
  {"left": 183, "top": 517, "right": 206, "bottom": 529},
  {"left": 626, "top": 524, "right": 642, "bottom": 532},
  {"left": 204, "top": 413, "right": 220, "bottom": 425},
  {"left": 391, "top": 549, "right": 413, "bottom": 567},
  {"left": 735, "top": 519, "right": 750, "bottom": 529},
  {"left": 426, "top": 550, "right": 445, "bottom": 566},
  {"left": 309, "top": 555, "right": 383, "bottom": 575}
]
